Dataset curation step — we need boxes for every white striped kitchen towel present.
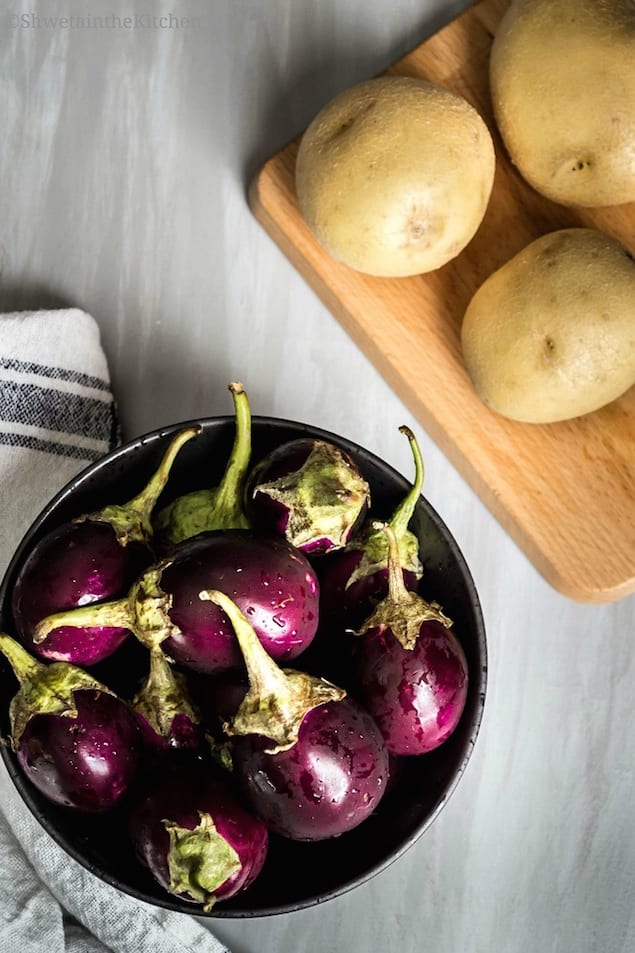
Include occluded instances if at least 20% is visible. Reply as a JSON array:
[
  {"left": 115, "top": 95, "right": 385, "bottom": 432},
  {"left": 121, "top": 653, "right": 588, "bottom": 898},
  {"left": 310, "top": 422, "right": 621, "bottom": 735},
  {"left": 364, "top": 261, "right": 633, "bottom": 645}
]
[
  {"left": 0, "top": 309, "right": 230, "bottom": 953},
  {"left": 0, "top": 308, "right": 119, "bottom": 579}
]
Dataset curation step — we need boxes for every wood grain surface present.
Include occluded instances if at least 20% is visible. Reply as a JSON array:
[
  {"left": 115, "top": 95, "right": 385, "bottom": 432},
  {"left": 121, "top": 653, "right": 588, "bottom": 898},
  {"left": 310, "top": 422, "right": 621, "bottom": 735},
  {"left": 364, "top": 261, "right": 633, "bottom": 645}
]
[{"left": 249, "top": 0, "right": 635, "bottom": 604}]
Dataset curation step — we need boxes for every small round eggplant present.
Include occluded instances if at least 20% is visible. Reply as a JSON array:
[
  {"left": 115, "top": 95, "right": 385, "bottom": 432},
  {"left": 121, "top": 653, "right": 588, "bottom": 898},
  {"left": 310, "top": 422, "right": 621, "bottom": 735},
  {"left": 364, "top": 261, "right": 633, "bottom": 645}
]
[
  {"left": 154, "top": 382, "right": 252, "bottom": 549},
  {"left": 0, "top": 632, "right": 141, "bottom": 812},
  {"left": 246, "top": 438, "right": 370, "bottom": 554},
  {"left": 231, "top": 699, "right": 390, "bottom": 842},
  {"left": 131, "top": 648, "right": 203, "bottom": 753},
  {"left": 12, "top": 521, "right": 141, "bottom": 667},
  {"left": 202, "top": 590, "right": 389, "bottom": 842},
  {"left": 129, "top": 765, "right": 269, "bottom": 910},
  {"left": 160, "top": 531, "right": 319, "bottom": 671},
  {"left": 11, "top": 426, "right": 200, "bottom": 666},
  {"left": 355, "top": 620, "right": 469, "bottom": 755},
  {"left": 354, "top": 525, "right": 468, "bottom": 755},
  {"left": 33, "top": 530, "right": 320, "bottom": 675},
  {"left": 318, "top": 425, "right": 425, "bottom": 631}
]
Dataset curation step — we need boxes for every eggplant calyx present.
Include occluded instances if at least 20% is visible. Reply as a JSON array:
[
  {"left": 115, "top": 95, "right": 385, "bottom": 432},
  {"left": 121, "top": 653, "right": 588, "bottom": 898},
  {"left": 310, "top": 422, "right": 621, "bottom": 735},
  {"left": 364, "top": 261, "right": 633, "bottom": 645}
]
[
  {"left": 154, "top": 383, "right": 252, "bottom": 546},
  {"left": 252, "top": 440, "right": 370, "bottom": 550},
  {"left": 354, "top": 523, "right": 452, "bottom": 651},
  {"left": 78, "top": 425, "right": 201, "bottom": 547},
  {"left": 133, "top": 648, "right": 199, "bottom": 740},
  {"left": 164, "top": 812, "right": 241, "bottom": 912},
  {"left": 129, "top": 564, "right": 181, "bottom": 650},
  {"left": 32, "top": 563, "right": 179, "bottom": 651},
  {"left": 200, "top": 589, "right": 346, "bottom": 754},
  {"left": 358, "top": 591, "right": 452, "bottom": 651},
  {"left": 0, "top": 633, "right": 112, "bottom": 747},
  {"left": 343, "top": 520, "right": 422, "bottom": 591},
  {"left": 344, "top": 424, "right": 425, "bottom": 590}
]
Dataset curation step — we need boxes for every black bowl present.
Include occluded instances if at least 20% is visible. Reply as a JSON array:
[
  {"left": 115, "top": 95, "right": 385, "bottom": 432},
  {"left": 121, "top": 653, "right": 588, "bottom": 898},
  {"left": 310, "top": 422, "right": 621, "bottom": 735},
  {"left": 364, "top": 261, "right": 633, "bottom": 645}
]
[{"left": 0, "top": 416, "right": 487, "bottom": 918}]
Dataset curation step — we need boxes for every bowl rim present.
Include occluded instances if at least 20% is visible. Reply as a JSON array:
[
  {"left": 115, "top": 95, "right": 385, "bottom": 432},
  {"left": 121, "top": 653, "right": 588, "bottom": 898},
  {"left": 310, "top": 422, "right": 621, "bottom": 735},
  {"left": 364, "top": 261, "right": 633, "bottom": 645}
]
[{"left": 0, "top": 414, "right": 487, "bottom": 918}]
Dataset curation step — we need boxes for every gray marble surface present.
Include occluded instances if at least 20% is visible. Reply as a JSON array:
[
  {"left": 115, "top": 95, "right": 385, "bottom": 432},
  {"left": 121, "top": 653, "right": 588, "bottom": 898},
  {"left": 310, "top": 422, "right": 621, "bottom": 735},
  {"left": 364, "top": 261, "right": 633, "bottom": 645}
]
[{"left": 0, "top": 2, "right": 634, "bottom": 952}]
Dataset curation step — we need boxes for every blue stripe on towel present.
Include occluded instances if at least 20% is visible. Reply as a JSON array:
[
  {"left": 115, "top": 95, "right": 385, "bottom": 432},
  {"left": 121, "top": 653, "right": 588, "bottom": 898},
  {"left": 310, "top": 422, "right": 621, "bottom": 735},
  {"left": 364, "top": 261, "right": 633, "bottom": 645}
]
[
  {"left": 0, "top": 356, "right": 110, "bottom": 392},
  {"left": 0, "top": 378, "right": 114, "bottom": 443},
  {"left": 0, "top": 431, "right": 104, "bottom": 462}
]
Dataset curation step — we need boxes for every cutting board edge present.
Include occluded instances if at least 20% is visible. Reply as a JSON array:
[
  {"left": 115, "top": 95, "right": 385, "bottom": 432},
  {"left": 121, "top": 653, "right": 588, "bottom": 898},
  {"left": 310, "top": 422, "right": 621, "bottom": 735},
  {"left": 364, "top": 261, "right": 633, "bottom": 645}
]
[{"left": 249, "top": 168, "right": 635, "bottom": 606}]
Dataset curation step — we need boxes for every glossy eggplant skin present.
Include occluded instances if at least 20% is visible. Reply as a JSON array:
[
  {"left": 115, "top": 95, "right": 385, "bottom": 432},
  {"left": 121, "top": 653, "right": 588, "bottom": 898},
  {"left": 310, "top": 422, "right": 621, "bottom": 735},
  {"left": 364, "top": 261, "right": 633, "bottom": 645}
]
[
  {"left": 129, "top": 768, "right": 269, "bottom": 905},
  {"left": 232, "top": 697, "right": 389, "bottom": 841},
  {"left": 17, "top": 689, "right": 142, "bottom": 812},
  {"left": 161, "top": 530, "right": 319, "bottom": 674},
  {"left": 11, "top": 520, "right": 147, "bottom": 666},
  {"left": 355, "top": 620, "right": 468, "bottom": 756}
]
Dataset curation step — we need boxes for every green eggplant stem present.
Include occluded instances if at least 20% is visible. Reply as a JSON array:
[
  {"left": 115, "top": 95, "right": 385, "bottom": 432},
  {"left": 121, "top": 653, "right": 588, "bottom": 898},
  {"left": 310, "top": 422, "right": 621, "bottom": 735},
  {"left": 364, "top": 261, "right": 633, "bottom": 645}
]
[
  {"left": 199, "top": 589, "right": 288, "bottom": 701},
  {"left": 85, "top": 425, "right": 201, "bottom": 546},
  {"left": 33, "top": 597, "right": 132, "bottom": 644},
  {"left": 378, "top": 522, "right": 412, "bottom": 603},
  {"left": 199, "top": 589, "right": 345, "bottom": 752},
  {"left": 0, "top": 632, "right": 44, "bottom": 684},
  {"left": 124, "top": 426, "right": 201, "bottom": 519},
  {"left": 389, "top": 426, "right": 425, "bottom": 540},
  {"left": 32, "top": 563, "right": 178, "bottom": 651},
  {"left": 212, "top": 382, "right": 252, "bottom": 513}
]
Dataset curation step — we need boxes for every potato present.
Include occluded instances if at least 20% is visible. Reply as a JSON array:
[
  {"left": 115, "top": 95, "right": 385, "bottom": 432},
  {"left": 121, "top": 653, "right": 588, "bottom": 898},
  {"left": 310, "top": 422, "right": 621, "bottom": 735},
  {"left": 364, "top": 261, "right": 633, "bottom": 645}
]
[
  {"left": 460, "top": 228, "right": 635, "bottom": 423},
  {"left": 490, "top": 0, "right": 635, "bottom": 207},
  {"left": 295, "top": 76, "right": 495, "bottom": 277}
]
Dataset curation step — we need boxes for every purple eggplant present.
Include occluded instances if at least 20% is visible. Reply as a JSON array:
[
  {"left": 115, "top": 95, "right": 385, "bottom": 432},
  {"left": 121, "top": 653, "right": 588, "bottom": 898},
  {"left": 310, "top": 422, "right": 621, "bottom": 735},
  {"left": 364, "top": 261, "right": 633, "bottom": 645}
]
[
  {"left": 131, "top": 648, "right": 203, "bottom": 753},
  {"left": 33, "top": 530, "right": 320, "bottom": 675},
  {"left": 354, "top": 524, "right": 468, "bottom": 755},
  {"left": 129, "top": 764, "right": 269, "bottom": 910},
  {"left": 202, "top": 590, "right": 389, "bottom": 842},
  {"left": 11, "top": 426, "right": 200, "bottom": 666},
  {"left": 0, "top": 632, "right": 141, "bottom": 812},
  {"left": 154, "top": 383, "right": 252, "bottom": 549},
  {"left": 318, "top": 425, "right": 424, "bottom": 631},
  {"left": 246, "top": 438, "right": 370, "bottom": 555}
]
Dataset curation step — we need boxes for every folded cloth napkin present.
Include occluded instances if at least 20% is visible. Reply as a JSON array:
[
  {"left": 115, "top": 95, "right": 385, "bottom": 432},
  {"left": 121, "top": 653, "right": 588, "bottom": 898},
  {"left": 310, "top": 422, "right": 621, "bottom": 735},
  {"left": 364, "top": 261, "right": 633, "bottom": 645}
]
[{"left": 0, "top": 309, "right": 230, "bottom": 953}]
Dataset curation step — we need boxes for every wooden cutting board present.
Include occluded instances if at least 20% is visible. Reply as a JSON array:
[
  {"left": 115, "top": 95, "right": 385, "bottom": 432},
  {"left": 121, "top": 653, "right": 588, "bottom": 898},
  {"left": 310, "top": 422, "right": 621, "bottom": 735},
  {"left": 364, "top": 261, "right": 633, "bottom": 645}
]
[{"left": 249, "top": 0, "right": 635, "bottom": 604}]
